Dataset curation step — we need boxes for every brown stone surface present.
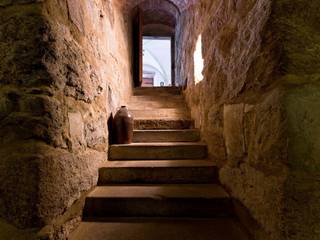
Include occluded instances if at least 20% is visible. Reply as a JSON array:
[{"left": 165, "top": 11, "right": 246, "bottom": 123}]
[
  {"left": 134, "top": 119, "right": 194, "bottom": 130},
  {"left": 1, "top": 0, "right": 319, "bottom": 239},
  {"left": 70, "top": 219, "right": 249, "bottom": 240},
  {"left": 121, "top": 0, "right": 194, "bottom": 12},
  {"left": 176, "top": 7, "right": 284, "bottom": 237},
  {"left": 176, "top": 0, "right": 320, "bottom": 239},
  {"left": 0, "top": 218, "right": 37, "bottom": 240},
  {"left": 0, "top": 0, "right": 132, "bottom": 236},
  {"left": 83, "top": 184, "right": 232, "bottom": 219},
  {"left": 109, "top": 142, "right": 207, "bottom": 160},
  {"left": 133, "top": 129, "right": 200, "bottom": 142},
  {"left": 223, "top": 104, "right": 245, "bottom": 167},
  {"left": 98, "top": 160, "right": 218, "bottom": 184}
]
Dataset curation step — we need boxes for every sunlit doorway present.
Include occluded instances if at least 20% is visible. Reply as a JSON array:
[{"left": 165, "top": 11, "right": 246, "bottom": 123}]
[{"left": 142, "top": 37, "right": 172, "bottom": 87}]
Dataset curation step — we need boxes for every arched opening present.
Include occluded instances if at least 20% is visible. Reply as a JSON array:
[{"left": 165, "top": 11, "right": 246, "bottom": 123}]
[{"left": 130, "top": 0, "right": 178, "bottom": 87}]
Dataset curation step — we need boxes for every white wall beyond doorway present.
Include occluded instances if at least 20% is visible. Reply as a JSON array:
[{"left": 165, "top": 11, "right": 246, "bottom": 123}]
[{"left": 143, "top": 37, "right": 172, "bottom": 87}]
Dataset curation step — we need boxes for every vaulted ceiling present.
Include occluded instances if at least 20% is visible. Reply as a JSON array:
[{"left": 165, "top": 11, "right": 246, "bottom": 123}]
[
  {"left": 120, "top": 0, "right": 197, "bottom": 36},
  {"left": 121, "top": 0, "right": 196, "bottom": 12},
  {"left": 168, "top": 0, "right": 194, "bottom": 10}
]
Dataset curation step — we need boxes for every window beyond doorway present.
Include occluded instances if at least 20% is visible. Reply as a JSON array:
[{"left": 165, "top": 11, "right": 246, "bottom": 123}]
[{"left": 142, "top": 37, "right": 172, "bottom": 87}]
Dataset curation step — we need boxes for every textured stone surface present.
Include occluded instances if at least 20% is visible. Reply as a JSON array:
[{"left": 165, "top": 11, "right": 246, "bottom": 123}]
[
  {"left": 223, "top": 104, "right": 245, "bottom": 166},
  {"left": 0, "top": 218, "right": 37, "bottom": 240},
  {"left": 282, "top": 84, "right": 320, "bottom": 239},
  {"left": 133, "top": 129, "right": 200, "bottom": 142},
  {"left": 70, "top": 219, "right": 249, "bottom": 240},
  {"left": 83, "top": 184, "right": 232, "bottom": 219},
  {"left": 121, "top": 0, "right": 195, "bottom": 12},
  {"left": 1, "top": 0, "right": 319, "bottom": 239},
  {"left": 109, "top": 142, "right": 207, "bottom": 160},
  {"left": 0, "top": 0, "right": 132, "bottom": 237},
  {"left": 98, "top": 160, "right": 218, "bottom": 184},
  {"left": 272, "top": 1, "right": 320, "bottom": 239},
  {"left": 176, "top": 0, "right": 320, "bottom": 239},
  {"left": 176, "top": 0, "right": 282, "bottom": 239}
]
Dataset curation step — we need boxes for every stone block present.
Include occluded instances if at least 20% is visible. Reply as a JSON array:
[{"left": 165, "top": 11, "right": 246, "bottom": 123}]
[
  {"left": 84, "top": 115, "right": 108, "bottom": 152},
  {"left": 0, "top": 141, "right": 41, "bottom": 227},
  {"left": 36, "top": 144, "right": 105, "bottom": 225},
  {"left": 67, "top": 0, "right": 85, "bottom": 33},
  {"left": 68, "top": 112, "right": 85, "bottom": 150},
  {"left": 246, "top": 89, "right": 286, "bottom": 174},
  {"left": 284, "top": 83, "right": 320, "bottom": 171},
  {"left": 223, "top": 104, "right": 245, "bottom": 166}
]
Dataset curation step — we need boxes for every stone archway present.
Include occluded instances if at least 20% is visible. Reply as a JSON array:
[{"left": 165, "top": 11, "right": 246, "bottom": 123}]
[{"left": 128, "top": 0, "right": 180, "bottom": 87}]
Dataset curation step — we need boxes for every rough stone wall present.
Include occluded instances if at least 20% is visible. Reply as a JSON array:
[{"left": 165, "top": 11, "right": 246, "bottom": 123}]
[
  {"left": 274, "top": 0, "right": 320, "bottom": 239},
  {"left": 0, "top": 1, "right": 48, "bottom": 228},
  {"left": 0, "top": 0, "right": 132, "bottom": 237},
  {"left": 177, "top": 0, "right": 320, "bottom": 239}
]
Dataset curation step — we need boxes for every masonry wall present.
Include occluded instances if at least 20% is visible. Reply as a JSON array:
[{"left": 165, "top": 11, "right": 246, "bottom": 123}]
[
  {"left": 0, "top": 0, "right": 132, "bottom": 237},
  {"left": 276, "top": 0, "right": 320, "bottom": 239},
  {"left": 176, "top": 0, "right": 319, "bottom": 239}
]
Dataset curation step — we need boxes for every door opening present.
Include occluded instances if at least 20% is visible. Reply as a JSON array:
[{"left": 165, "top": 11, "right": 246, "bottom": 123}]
[{"left": 142, "top": 37, "right": 172, "bottom": 87}]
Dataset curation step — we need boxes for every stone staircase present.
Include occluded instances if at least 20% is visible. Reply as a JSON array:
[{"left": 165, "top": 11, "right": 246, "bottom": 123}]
[{"left": 71, "top": 87, "right": 249, "bottom": 240}]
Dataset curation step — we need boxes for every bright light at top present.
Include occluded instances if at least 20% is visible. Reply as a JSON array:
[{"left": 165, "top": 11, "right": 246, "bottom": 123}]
[{"left": 193, "top": 35, "right": 204, "bottom": 84}]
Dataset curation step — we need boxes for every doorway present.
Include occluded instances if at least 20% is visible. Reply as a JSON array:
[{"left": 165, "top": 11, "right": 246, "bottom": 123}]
[
  {"left": 142, "top": 37, "right": 172, "bottom": 87},
  {"left": 131, "top": 6, "right": 176, "bottom": 87}
]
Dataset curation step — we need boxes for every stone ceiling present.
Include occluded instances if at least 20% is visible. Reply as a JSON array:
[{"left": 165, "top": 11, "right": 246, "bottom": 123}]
[
  {"left": 120, "top": 0, "right": 198, "bottom": 33},
  {"left": 121, "top": 0, "right": 196, "bottom": 12},
  {"left": 160, "top": 0, "right": 195, "bottom": 10}
]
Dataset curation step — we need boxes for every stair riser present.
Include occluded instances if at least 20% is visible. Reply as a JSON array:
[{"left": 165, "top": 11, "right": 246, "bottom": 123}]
[
  {"left": 133, "top": 131, "right": 200, "bottom": 142},
  {"left": 129, "top": 102, "right": 185, "bottom": 109},
  {"left": 133, "top": 87, "right": 181, "bottom": 96},
  {"left": 131, "top": 110, "right": 189, "bottom": 119},
  {"left": 129, "top": 96, "right": 184, "bottom": 109},
  {"left": 131, "top": 95, "right": 184, "bottom": 101},
  {"left": 109, "top": 145, "right": 207, "bottom": 160},
  {"left": 134, "top": 120, "right": 194, "bottom": 130},
  {"left": 98, "top": 167, "right": 218, "bottom": 184},
  {"left": 83, "top": 198, "right": 233, "bottom": 220}
]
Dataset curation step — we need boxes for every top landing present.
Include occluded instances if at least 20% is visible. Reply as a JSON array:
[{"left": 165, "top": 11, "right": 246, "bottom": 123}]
[{"left": 133, "top": 87, "right": 181, "bottom": 96}]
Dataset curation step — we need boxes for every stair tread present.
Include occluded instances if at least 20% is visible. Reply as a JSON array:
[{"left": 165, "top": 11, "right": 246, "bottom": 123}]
[
  {"left": 134, "top": 119, "right": 194, "bottom": 130},
  {"left": 133, "top": 129, "right": 200, "bottom": 142},
  {"left": 70, "top": 218, "right": 249, "bottom": 240},
  {"left": 131, "top": 108, "right": 188, "bottom": 111},
  {"left": 133, "top": 87, "right": 181, "bottom": 96},
  {"left": 98, "top": 160, "right": 218, "bottom": 184},
  {"left": 87, "top": 184, "right": 229, "bottom": 199},
  {"left": 133, "top": 129, "right": 199, "bottom": 133},
  {"left": 131, "top": 111, "right": 190, "bottom": 119},
  {"left": 129, "top": 97, "right": 185, "bottom": 109},
  {"left": 111, "top": 142, "right": 206, "bottom": 147},
  {"left": 133, "top": 116, "right": 194, "bottom": 122},
  {"left": 134, "top": 117, "right": 191, "bottom": 121},
  {"left": 101, "top": 160, "right": 216, "bottom": 168},
  {"left": 109, "top": 142, "right": 207, "bottom": 160},
  {"left": 130, "top": 95, "right": 184, "bottom": 100}
]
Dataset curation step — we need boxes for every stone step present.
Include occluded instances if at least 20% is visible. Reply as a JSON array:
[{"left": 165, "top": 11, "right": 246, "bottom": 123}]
[
  {"left": 131, "top": 109, "right": 190, "bottom": 119},
  {"left": 83, "top": 184, "right": 233, "bottom": 220},
  {"left": 133, "top": 129, "right": 200, "bottom": 142},
  {"left": 98, "top": 160, "right": 218, "bottom": 184},
  {"left": 70, "top": 219, "right": 250, "bottom": 240},
  {"left": 133, "top": 87, "right": 181, "bottom": 96},
  {"left": 129, "top": 95, "right": 185, "bottom": 109},
  {"left": 109, "top": 142, "right": 207, "bottom": 160},
  {"left": 134, "top": 119, "right": 194, "bottom": 130}
]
